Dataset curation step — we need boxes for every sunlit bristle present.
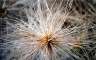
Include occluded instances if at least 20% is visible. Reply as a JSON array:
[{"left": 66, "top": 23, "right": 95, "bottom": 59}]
[{"left": 38, "top": 33, "right": 52, "bottom": 47}]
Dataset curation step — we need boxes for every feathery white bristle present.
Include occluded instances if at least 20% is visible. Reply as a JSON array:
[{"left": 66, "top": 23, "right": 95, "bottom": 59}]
[{"left": 1, "top": 0, "right": 96, "bottom": 60}]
